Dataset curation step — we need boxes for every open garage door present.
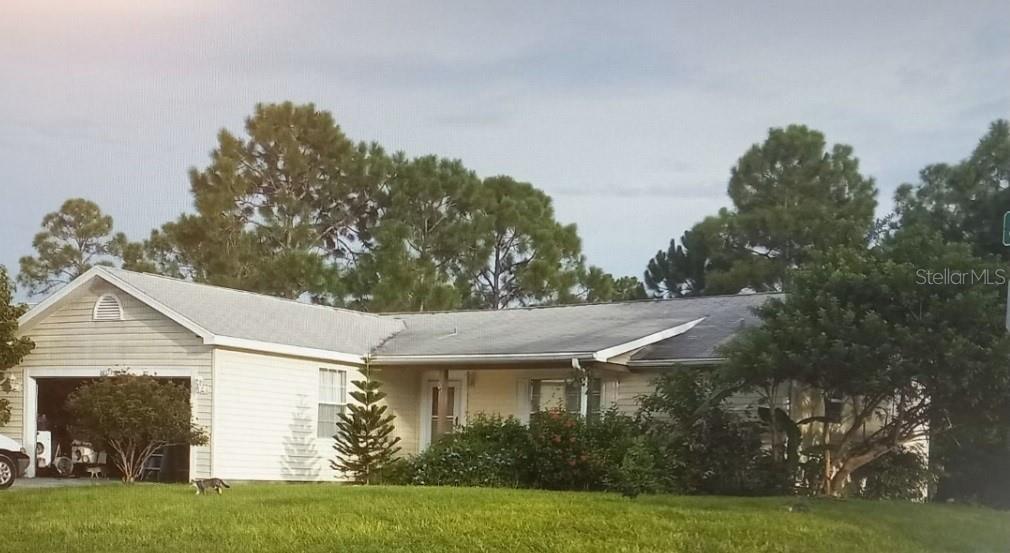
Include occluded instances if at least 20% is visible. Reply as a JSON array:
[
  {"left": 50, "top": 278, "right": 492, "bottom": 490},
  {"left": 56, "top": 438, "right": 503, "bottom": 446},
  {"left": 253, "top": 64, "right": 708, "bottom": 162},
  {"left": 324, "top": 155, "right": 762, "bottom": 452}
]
[{"left": 32, "top": 377, "right": 192, "bottom": 482}]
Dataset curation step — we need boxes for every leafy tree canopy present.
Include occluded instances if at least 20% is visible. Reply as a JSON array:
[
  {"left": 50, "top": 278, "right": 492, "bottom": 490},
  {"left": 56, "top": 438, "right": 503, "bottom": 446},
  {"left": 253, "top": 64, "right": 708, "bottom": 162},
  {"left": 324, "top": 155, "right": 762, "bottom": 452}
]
[
  {"left": 894, "top": 119, "right": 1010, "bottom": 260},
  {"left": 139, "top": 102, "right": 389, "bottom": 302},
  {"left": 0, "top": 267, "right": 34, "bottom": 426},
  {"left": 65, "top": 374, "right": 208, "bottom": 483},
  {"left": 573, "top": 266, "right": 647, "bottom": 303},
  {"left": 18, "top": 198, "right": 133, "bottom": 296},
  {"left": 464, "top": 176, "right": 583, "bottom": 309},
  {"left": 352, "top": 155, "right": 482, "bottom": 312},
  {"left": 125, "top": 103, "right": 596, "bottom": 311},
  {"left": 720, "top": 226, "right": 1010, "bottom": 495},
  {"left": 644, "top": 212, "right": 734, "bottom": 297},
  {"left": 645, "top": 125, "right": 878, "bottom": 296}
]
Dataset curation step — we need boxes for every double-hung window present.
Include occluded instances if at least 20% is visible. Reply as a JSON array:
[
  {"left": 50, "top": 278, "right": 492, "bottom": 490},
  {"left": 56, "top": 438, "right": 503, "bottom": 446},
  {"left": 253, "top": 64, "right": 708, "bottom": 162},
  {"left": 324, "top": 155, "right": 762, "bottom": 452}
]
[
  {"left": 529, "top": 377, "right": 604, "bottom": 421},
  {"left": 318, "top": 369, "right": 347, "bottom": 438}
]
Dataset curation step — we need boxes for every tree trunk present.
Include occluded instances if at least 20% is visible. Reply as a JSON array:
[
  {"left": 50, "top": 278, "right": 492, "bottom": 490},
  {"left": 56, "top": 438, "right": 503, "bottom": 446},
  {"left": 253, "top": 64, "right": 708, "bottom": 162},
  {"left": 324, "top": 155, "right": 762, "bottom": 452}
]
[
  {"left": 110, "top": 440, "right": 162, "bottom": 484},
  {"left": 766, "top": 383, "right": 783, "bottom": 465},
  {"left": 821, "top": 415, "right": 832, "bottom": 495},
  {"left": 827, "top": 445, "right": 892, "bottom": 496}
]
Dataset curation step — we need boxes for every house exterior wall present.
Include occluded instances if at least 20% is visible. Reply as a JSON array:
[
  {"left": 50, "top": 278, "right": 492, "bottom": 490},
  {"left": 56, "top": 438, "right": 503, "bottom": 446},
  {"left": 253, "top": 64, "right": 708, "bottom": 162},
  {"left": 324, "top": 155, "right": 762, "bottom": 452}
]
[
  {"left": 211, "top": 348, "right": 368, "bottom": 481},
  {"left": 613, "top": 369, "right": 766, "bottom": 417},
  {"left": 466, "top": 370, "right": 522, "bottom": 420},
  {"left": 2, "top": 280, "right": 214, "bottom": 477},
  {"left": 462, "top": 368, "right": 621, "bottom": 424},
  {"left": 614, "top": 372, "right": 654, "bottom": 416},
  {"left": 373, "top": 367, "right": 421, "bottom": 458}
]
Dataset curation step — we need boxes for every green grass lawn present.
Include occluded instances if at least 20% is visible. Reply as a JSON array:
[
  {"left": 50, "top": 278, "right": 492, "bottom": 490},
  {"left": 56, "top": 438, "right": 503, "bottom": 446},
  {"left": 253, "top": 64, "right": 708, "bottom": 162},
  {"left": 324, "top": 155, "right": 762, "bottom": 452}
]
[{"left": 3, "top": 484, "right": 1007, "bottom": 553}]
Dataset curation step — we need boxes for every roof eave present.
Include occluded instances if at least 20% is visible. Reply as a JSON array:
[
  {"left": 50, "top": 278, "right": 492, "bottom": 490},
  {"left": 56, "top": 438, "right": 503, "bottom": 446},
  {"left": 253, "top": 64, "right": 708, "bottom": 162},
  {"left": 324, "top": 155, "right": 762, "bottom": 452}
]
[
  {"left": 370, "top": 352, "right": 596, "bottom": 366},
  {"left": 591, "top": 317, "right": 706, "bottom": 362},
  {"left": 209, "top": 336, "right": 366, "bottom": 365},
  {"left": 627, "top": 357, "right": 726, "bottom": 368}
]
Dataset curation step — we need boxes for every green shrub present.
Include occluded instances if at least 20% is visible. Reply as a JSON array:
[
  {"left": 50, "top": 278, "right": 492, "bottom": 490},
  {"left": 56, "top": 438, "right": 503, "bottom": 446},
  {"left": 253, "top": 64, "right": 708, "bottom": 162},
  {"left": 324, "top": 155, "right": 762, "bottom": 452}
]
[
  {"left": 614, "top": 436, "right": 663, "bottom": 498},
  {"left": 638, "top": 369, "right": 787, "bottom": 495},
  {"left": 851, "top": 447, "right": 934, "bottom": 500},
  {"left": 584, "top": 408, "right": 639, "bottom": 467},
  {"left": 373, "top": 457, "right": 415, "bottom": 485},
  {"left": 66, "top": 374, "right": 207, "bottom": 483},
  {"left": 410, "top": 415, "right": 533, "bottom": 487},
  {"left": 407, "top": 409, "right": 643, "bottom": 492},
  {"left": 527, "top": 409, "right": 603, "bottom": 490}
]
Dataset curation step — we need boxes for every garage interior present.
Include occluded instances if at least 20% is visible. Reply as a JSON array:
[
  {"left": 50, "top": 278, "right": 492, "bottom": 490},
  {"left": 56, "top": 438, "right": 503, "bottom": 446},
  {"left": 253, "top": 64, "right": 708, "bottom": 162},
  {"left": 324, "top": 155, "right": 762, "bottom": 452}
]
[{"left": 34, "top": 377, "right": 191, "bottom": 482}]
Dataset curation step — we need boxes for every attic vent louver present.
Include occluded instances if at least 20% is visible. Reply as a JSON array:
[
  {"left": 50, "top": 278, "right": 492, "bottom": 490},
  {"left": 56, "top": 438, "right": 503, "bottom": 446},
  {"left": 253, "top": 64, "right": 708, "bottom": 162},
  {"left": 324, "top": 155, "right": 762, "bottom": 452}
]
[{"left": 93, "top": 294, "right": 124, "bottom": 321}]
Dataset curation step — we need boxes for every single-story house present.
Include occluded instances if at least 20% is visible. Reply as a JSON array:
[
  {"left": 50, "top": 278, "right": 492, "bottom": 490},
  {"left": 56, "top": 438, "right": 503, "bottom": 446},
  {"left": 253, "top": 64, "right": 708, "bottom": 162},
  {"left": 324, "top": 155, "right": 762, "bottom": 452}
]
[{"left": 1, "top": 266, "right": 776, "bottom": 482}]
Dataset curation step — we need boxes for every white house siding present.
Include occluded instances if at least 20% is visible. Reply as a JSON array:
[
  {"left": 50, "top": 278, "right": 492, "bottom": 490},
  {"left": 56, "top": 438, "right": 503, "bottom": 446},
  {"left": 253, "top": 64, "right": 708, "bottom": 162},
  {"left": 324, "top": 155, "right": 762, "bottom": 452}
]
[
  {"left": 212, "top": 348, "right": 365, "bottom": 481},
  {"left": 615, "top": 368, "right": 768, "bottom": 418},
  {"left": 6, "top": 280, "right": 213, "bottom": 477},
  {"left": 466, "top": 370, "right": 518, "bottom": 420},
  {"left": 615, "top": 371, "right": 655, "bottom": 415},
  {"left": 374, "top": 367, "right": 421, "bottom": 457}
]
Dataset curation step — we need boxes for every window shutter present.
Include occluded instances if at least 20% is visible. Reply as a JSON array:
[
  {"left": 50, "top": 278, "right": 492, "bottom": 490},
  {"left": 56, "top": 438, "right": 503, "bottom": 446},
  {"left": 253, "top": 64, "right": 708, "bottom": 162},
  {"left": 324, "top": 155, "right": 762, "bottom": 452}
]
[
  {"left": 586, "top": 378, "right": 603, "bottom": 421},
  {"left": 516, "top": 379, "right": 531, "bottom": 425}
]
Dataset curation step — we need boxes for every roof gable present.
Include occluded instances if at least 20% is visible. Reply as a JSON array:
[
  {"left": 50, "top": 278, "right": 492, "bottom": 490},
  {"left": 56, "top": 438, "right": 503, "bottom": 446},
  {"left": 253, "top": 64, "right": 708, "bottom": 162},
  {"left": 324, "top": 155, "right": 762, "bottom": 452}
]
[{"left": 19, "top": 267, "right": 404, "bottom": 363}]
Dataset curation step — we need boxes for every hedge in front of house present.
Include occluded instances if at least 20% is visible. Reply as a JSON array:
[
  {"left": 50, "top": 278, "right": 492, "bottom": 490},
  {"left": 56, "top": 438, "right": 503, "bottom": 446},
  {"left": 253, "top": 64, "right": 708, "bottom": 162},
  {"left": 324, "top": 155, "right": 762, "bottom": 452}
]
[
  {"left": 399, "top": 409, "right": 658, "bottom": 493},
  {"left": 408, "top": 415, "right": 534, "bottom": 488}
]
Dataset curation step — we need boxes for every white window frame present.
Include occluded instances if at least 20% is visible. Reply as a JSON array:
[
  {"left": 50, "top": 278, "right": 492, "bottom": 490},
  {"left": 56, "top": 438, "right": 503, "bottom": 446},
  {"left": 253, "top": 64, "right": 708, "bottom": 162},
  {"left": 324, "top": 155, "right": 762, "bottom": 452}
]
[
  {"left": 527, "top": 377, "right": 605, "bottom": 421},
  {"left": 529, "top": 378, "right": 582, "bottom": 415},
  {"left": 317, "top": 368, "right": 347, "bottom": 438}
]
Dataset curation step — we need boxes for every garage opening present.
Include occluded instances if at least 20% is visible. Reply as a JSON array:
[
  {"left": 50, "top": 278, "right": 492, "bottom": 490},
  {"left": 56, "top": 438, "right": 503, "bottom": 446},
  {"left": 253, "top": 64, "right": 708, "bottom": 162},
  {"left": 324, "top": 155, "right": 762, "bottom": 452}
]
[{"left": 34, "top": 377, "right": 191, "bottom": 482}]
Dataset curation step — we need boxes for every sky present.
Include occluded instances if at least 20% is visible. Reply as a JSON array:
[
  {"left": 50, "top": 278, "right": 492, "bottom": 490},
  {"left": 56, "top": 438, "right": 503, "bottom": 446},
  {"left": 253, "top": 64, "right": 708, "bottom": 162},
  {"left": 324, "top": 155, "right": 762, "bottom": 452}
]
[{"left": 1, "top": 1, "right": 1008, "bottom": 298}]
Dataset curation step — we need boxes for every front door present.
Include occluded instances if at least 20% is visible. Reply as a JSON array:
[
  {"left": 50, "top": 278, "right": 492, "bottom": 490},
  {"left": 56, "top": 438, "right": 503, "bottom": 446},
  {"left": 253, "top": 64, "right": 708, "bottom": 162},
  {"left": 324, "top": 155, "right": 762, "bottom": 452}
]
[{"left": 421, "top": 380, "right": 462, "bottom": 449}]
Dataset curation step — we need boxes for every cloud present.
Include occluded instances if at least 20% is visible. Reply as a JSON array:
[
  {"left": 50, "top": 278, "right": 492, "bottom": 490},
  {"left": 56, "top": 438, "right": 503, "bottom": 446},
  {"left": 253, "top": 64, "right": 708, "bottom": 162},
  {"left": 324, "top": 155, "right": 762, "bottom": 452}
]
[
  {"left": 552, "top": 181, "right": 725, "bottom": 200},
  {"left": 0, "top": 0, "right": 1007, "bottom": 285}
]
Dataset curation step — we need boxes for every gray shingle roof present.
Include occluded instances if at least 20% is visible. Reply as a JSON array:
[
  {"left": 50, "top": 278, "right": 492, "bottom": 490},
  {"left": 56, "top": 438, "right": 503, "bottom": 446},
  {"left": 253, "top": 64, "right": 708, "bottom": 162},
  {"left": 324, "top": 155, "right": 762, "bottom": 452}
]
[
  {"left": 373, "top": 293, "right": 778, "bottom": 358},
  {"left": 629, "top": 293, "right": 778, "bottom": 362},
  {"left": 373, "top": 302, "right": 701, "bottom": 357},
  {"left": 100, "top": 268, "right": 404, "bottom": 356},
  {"left": 90, "top": 268, "right": 776, "bottom": 361}
]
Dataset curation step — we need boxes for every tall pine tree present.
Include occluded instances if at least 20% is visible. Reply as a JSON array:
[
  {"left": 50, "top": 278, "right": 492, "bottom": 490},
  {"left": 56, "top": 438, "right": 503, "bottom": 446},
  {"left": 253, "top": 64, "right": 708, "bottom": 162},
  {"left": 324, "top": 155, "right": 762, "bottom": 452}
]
[
  {"left": 331, "top": 366, "right": 401, "bottom": 484},
  {"left": 18, "top": 198, "right": 134, "bottom": 296}
]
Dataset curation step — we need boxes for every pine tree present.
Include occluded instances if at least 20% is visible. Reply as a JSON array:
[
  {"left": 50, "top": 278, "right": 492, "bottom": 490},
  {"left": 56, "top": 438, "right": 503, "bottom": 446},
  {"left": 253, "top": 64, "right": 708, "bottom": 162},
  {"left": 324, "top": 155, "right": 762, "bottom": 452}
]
[
  {"left": 18, "top": 198, "right": 135, "bottom": 297},
  {"left": 331, "top": 368, "right": 401, "bottom": 484}
]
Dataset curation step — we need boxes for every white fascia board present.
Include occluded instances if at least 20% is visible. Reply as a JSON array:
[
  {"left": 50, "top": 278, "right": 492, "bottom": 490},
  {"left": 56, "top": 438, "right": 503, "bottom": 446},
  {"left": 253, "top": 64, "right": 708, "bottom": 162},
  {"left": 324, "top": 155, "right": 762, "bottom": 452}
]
[
  {"left": 18, "top": 266, "right": 105, "bottom": 329},
  {"left": 25, "top": 366, "right": 196, "bottom": 378},
  {"left": 18, "top": 267, "right": 214, "bottom": 342},
  {"left": 90, "top": 268, "right": 216, "bottom": 341},
  {"left": 370, "top": 352, "right": 595, "bottom": 366},
  {"left": 627, "top": 357, "right": 726, "bottom": 368},
  {"left": 592, "top": 317, "right": 706, "bottom": 363},
  {"left": 208, "top": 336, "right": 366, "bottom": 365}
]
